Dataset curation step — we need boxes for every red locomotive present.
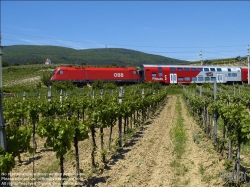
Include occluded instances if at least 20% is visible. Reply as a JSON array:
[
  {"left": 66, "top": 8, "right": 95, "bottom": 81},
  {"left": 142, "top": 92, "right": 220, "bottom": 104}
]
[
  {"left": 50, "top": 64, "right": 250, "bottom": 85},
  {"left": 50, "top": 66, "right": 140, "bottom": 86}
]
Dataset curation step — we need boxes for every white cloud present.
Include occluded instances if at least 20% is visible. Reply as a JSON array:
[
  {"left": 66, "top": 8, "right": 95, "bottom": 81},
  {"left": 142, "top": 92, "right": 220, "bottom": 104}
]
[{"left": 19, "top": 38, "right": 36, "bottom": 44}]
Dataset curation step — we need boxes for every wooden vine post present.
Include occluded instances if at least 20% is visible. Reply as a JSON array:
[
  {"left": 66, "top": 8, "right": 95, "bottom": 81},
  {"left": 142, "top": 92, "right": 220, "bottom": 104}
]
[
  {"left": 213, "top": 80, "right": 218, "bottom": 145},
  {"left": 118, "top": 87, "right": 123, "bottom": 147}
]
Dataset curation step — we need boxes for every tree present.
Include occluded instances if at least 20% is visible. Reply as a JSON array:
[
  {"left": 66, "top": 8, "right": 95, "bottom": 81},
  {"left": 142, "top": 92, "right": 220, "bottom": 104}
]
[
  {"left": 2, "top": 61, "right": 9, "bottom": 67},
  {"left": 41, "top": 71, "right": 52, "bottom": 87}
]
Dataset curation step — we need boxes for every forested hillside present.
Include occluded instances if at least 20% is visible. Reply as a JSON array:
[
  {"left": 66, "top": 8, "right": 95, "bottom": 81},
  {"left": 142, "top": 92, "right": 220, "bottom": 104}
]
[{"left": 2, "top": 45, "right": 190, "bottom": 66}]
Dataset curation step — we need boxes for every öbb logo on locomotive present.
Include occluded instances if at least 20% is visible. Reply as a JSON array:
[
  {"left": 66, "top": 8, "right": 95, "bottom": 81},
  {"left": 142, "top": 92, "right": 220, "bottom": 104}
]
[{"left": 114, "top": 73, "right": 124, "bottom": 77}]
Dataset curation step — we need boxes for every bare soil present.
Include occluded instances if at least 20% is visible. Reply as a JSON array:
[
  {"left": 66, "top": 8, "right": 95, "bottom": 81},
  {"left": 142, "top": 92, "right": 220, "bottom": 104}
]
[{"left": 10, "top": 95, "right": 225, "bottom": 187}]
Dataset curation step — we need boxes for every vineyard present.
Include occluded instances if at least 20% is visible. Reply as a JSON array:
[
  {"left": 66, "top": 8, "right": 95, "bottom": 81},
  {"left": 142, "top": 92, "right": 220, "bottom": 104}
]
[
  {"left": 184, "top": 83, "right": 250, "bottom": 186},
  {"left": 1, "top": 81, "right": 250, "bottom": 186},
  {"left": 0, "top": 84, "right": 168, "bottom": 186}
]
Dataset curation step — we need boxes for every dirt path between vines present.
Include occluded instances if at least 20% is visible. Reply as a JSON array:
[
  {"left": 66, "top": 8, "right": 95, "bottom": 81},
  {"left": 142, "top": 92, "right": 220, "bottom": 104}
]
[
  {"left": 177, "top": 96, "right": 224, "bottom": 187},
  {"left": 88, "top": 95, "right": 224, "bottom": 187}
]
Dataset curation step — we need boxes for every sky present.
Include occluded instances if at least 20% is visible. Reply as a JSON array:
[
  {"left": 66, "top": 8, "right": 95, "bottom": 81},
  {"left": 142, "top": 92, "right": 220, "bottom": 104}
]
[{"left": 1, "top": 1, "right": 250, "bottom": 62}]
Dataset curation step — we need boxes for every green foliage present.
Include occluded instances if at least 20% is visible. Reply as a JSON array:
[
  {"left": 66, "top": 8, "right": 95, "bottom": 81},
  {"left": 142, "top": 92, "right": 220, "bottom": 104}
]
[
  {"left": 190, "top": 57, "right": 240, "bottom": 65},
  {"left": 6, "top": 124, "right": 33, "bottom": 157},
  {"left": 92, "top": 80, "right": 104, "bottom": 90},
  {"left": 37, "top": 117, "right": 74, "bottom": 158},
  {"left": 35, "top": 81, "right": 42, "bottom": 90},
  {"left": 2, "top": 65, "right": 56, "bottom": 92},
  {"left": 224, "top": 159, "right": 234, "bottom": 171},
  {"left": 92, "top": 81, "right": 117, "bottom": 90},
  {"left": 167, "top": 84, "right": 183, "bottom": 95},
  {"left": 2, "top": 85, "right": 32, "bottom": 93},
  {"left": 188, "top": 82, "right": 197, "bottom": 89},
  {"left": 41, "top": 71, "right": 52, "bottom": 87},
  {"left": 0, "top": 147, "right": 15, "bottom": 175},
  {"left": 139, "top": 81, "right": 162, "bottom": 90},
  {"left": 4, "top": 67, "right": 18, "bottom": 73},
  {"left": 1, "top": 83, "right": 168, "bottom": 175},
  {"left": 51, "top": 81, "right": 76, "bottom": 91},
  {"left": 171, "top": 97, "right": 187, "bottom": 158},
  {"left": 103, "top": 82, "right": 117, "bottom": 90},
  {"left": 202, "top": 82, "right": 213, "bottom": 88},
  {"left": 203, "top": 60, "right": 212, "bottom": 65},
  {"left": 168, "top": 83, "right": 183, "bottom": 89},
  {"left": 2, "top": 61, "right": 9, "bottom": 67}
]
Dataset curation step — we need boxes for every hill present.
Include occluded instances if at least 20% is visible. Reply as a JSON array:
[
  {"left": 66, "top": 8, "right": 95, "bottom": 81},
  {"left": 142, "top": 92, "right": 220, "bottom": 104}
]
[
  {"left": 2, "top": 45, "right": 190, "bottom": 66},
  {"left": 190, "top": 56, "right": 248, "bottom": 66}
]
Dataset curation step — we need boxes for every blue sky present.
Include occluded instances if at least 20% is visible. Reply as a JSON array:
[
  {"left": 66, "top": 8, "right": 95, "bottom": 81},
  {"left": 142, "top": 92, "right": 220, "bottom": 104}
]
[{"left": 2, "top": 1, "right": 250, "bottom": 62}]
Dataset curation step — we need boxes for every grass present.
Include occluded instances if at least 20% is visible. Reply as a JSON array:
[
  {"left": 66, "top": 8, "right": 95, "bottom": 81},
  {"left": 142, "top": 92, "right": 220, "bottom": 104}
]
[
  {"left": 3, "top": 65, "right": 55, "bottom": 85},
  {"left": 170, "top": 160, "right": 189, "bottom": 176},
  {"left": 201, "top": 173, "right": 220, "bottom": 183},
  {"left": 2, "top": 64, "right": 56, "bottom": 94},
  {"left": 172, "top": 97, "right": 187, "bottom": 158},
  {"left": 169, "top": 96, "right": 188, "bottom": 186},
  {"left": 40, "top": 160, "right": 60, "bottom": 174},
  {"left": 199, "top": 163, "right": 206, "bottom": 175}
]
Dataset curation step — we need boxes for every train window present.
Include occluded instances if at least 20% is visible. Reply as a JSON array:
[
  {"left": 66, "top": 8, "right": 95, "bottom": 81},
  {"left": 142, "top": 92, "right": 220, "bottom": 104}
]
[
  {"left": 204, "top": 68, "right": 209, "bottom": 71},
  {"left": 192, "top": 77, "right": 197, "bottom": 81},
  {"left": 178, "top": 77, "right": 184, "bottom": 81},
  {"left": 184, "top": 77, "right": 190, "bottom": 81},
  {"left": 184, "top": 68, "right": 190, "bottom": 71},
  {"left": 228, "top": 73, "right": 232, "bottom": 77},
  {"left": 232, "top": 73, "right": 237, "bottom": 77},
  {"left": 133, "top": 71, "right": 137, "bottom": 74},
  {"left": 210, "top": 68, "right": 215, "bottom": 72},
  {"left": 198, "top": 68, "right": 203, "bottom": 72},
  {"left": 228, "top": 68, "right": 231, "bottom": 72},
  {"left": 158, "top": 67, "right": 163, "bottom": 71},
  {"left": 170, "top": 67, "right": 176, "bottom": 71},
  {"left": 152, "top": 73, "right": 156, "bottom": 77},
  {"left": 205, "top": 77, "right": 210, "bottom": 81},
  {"left": 191, "top": 68, "right": 196, "bottom": 72},
  {"left": 211, "top": 77, "right": 216, "bottom": 81},
  {"left": 198, "top": 77, "right": 203, "bottom": 81},
  {"left": 159, "top": 73, "right": 163, "bottom": 77},
  {"left": 58, "top": 70, "right": 64, "bottom": 74},
  {"left": 217, "top": 68, "right": 222, "bottom": 72},
  {"left": 177, "top": 68, "right": 183, "bottom": 71}
]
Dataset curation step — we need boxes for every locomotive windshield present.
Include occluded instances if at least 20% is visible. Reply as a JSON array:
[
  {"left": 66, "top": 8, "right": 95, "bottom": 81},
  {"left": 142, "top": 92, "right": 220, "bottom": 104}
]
[{"left": 51, "top": 69, "right": 56, "bottom": 76}]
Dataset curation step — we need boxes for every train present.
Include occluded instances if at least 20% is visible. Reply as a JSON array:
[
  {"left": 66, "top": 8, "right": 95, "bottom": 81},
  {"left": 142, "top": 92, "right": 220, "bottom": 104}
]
[{"left": 49, "top": 64, "right": 250, "bottom": 86}]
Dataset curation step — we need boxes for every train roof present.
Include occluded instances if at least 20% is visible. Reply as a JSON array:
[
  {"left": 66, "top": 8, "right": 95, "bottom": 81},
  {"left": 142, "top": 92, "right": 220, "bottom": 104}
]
[
  {"left": 140, "top": 64, "right": 241, "bottom": 70},
  {"left": 140, "top": 64, "right": 241, "bottom": 68},
  {"left": 55, "top": 66, "right": 137, "bottom": 70}
]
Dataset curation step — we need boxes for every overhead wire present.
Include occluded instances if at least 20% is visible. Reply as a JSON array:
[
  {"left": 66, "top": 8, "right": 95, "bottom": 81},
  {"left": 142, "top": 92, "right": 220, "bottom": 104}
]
[
  {"left": 2, "top": 31, "right": 249, "bottom": 61},
  {"left": 3, "top": 31, "right": 249, "bottom": 49}
]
